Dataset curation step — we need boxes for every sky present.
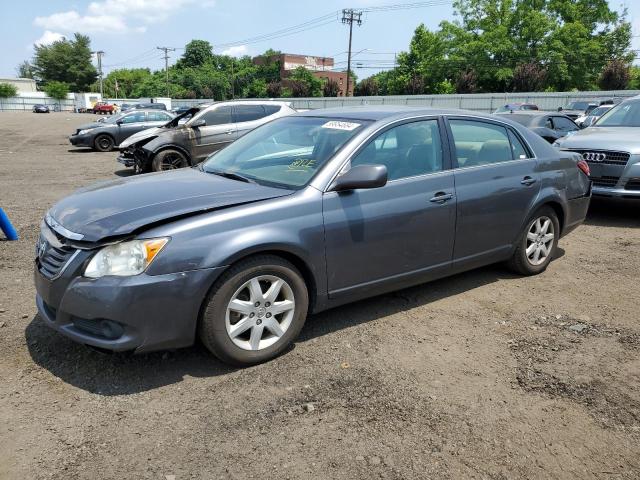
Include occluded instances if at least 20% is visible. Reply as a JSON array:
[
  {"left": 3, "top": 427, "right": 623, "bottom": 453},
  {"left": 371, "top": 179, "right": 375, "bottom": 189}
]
[{"left": 0, "top": 0, "right": 638, "bottom": 79}]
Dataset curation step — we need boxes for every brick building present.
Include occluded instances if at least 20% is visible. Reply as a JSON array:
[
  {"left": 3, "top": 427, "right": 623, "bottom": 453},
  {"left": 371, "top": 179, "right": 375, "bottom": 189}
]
[{"left": 252, "top": 53, "right": 352, "bottom": 96}]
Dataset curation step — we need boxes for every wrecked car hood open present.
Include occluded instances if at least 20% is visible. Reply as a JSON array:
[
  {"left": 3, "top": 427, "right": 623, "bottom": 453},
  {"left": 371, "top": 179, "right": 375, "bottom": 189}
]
[{"left": 48, "top": 168, "right": 293, "bottom": 243}]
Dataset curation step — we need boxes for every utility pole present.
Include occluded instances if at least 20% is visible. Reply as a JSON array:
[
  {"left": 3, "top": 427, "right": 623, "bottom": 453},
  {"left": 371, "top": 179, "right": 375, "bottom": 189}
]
[
  {"left": 93, "top": 50, "right": 105, "bottom": 97},
  {"left": 341, "top": 9, "right": 363, "bottom": 97},
  {"left": 157, "top": 46, "right": 176, "bottom": 97}
]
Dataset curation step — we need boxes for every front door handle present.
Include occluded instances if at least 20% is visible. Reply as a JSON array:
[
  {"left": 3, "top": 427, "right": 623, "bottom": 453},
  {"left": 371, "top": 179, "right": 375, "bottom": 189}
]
[
  {"left": 521, "top": 176, "right": 537, "bottom": 186},
  {"left": 225, "top": 130, "right": 234, "bottom": 135},
  {"left": 429, "top": 192, "right": 454, "bottom": 203}
]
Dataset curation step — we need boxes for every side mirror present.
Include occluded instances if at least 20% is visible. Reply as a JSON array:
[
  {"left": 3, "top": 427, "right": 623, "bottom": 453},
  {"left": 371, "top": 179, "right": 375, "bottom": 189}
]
[
  {"left": 329, "top": 164, "right": 388, "bottom": 192},
  {"left": 191, "top": 119, "right": 206, "bottom": 128},
  {"left": 557, "top": 107, "right": 563, "bottom": 112},
  {"left": 116, "top": 119, "right": 123, "bottom": 125}
]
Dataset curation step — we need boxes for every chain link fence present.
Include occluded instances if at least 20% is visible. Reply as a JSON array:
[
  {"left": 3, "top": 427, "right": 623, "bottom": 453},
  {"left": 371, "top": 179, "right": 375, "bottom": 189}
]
[{"left": 2, "top": 90, "right": 639, "bottom": 113}]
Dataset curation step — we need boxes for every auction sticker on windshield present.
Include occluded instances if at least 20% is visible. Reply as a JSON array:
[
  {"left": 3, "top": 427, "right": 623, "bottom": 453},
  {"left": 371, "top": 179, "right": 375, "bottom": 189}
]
[{"left": 322, "top": 121, "right": 361, "bottom": 131}]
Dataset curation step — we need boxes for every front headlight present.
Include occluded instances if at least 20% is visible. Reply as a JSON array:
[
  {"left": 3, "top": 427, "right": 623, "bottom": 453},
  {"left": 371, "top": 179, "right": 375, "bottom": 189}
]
[
  {"left": 78, "top": 128, "right": 95, "bottom": 135},
  {"left": 84, "top": 238, "right": 169, "bottom": 278}
]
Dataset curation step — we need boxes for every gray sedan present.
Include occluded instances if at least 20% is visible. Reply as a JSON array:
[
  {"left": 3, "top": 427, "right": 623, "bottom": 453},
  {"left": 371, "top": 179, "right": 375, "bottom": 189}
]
[
  {"left": 36, "top": 107, "right": 591, "bottom": 366},
  {"left": 68, "top": 109, "right": 175, "bottom": 152}
]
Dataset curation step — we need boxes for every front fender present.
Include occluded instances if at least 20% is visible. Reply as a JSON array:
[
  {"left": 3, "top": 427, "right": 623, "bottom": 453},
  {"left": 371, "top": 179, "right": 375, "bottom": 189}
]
[{"left": 141, "top": 138, "right": 191, "bottom": 163}]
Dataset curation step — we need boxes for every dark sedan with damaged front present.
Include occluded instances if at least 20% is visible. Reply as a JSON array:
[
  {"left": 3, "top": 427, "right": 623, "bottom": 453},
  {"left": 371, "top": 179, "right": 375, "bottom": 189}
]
[{"left": 35, "top": 106, "right": 591, "bottom": 367}]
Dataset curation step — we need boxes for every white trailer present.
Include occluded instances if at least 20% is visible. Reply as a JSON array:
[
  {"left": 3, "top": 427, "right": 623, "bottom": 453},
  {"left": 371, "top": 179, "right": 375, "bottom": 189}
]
[{"left": 74, "top": 93, "right": 102, "bottom": 113}]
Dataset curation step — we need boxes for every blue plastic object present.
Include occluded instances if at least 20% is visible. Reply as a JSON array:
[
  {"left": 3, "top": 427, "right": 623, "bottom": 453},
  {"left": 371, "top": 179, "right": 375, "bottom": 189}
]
[{"left": 0, "top": 208, "right": 19, "bottom": 241}]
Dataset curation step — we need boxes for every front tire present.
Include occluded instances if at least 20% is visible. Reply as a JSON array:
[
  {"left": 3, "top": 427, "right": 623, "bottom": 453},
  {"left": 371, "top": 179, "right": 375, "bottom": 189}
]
[
  {"left": 508, "top": 206, "right": 559, "bottom": 275},
  {"left": 151, "top": 149, "right": 189, "bottom": 171},
  {"left": 199, "top": 255, "right": 309, "bottom": 366},
  {"left": 94, "top": 134, "right": 115, "bottom": 152}
]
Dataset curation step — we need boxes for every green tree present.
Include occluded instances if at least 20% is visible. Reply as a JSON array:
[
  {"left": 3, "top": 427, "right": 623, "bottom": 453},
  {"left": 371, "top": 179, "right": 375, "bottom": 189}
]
[
  {"left": 16, "top": 61, "right": 34, "bottom": 79},
  {"left": 32, "top": 33, "right": 97, "bottom": 91},
  {"left": 354, "top": 77, "right": 379, "bottom": 96},
  {"left": 288, "top": 66, "right": 322, "bottom": 97},
  {"left": 100, "top": 68, "right": 153, "bottom": 98},
  {"left": 176, "top": 40, "right": 214, "bottom": 69},
  {"left": 369, "top": 0, "right": 632, "bottom": 94},
  {"left": 0, "top": 83, "right": 18, "bottom": 98},
  {"left": 323, "top": 78, "right": 340, "bottom": 97},
  {"left": 598, "top": 59, "right": 631, "bottom": 90},
  {"left": 44, "top": 81, "right": 69, "bottom": 106}
]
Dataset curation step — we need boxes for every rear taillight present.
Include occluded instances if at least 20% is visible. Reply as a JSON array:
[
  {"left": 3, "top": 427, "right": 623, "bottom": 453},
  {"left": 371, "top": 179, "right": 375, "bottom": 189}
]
[{"left": 577, "top": 159, "right": 590, "bottom": 176}]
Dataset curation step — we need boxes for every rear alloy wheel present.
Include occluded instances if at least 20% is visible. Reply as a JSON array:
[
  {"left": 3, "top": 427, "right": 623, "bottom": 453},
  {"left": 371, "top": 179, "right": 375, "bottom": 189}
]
[
  {"left": 508, "top": 206, "right": 559, "bottom": 275},
  {"left": 94, "top": 134, "right": 115, "bottom": 152},
  {"left": 151, "top": 149, "right": 189, "bottom": 172},
  {"left": 199, "top": 255, "right": 309, "bottom": 366}
]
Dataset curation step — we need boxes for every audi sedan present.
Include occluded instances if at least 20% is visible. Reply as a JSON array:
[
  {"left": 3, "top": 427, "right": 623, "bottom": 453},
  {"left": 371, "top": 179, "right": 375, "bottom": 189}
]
[
  {"left": 35, "top": 107, "right": 591, "bottom": 366},
  {"left": 554, "top": 96, "right": 640, "bottom": 198}
]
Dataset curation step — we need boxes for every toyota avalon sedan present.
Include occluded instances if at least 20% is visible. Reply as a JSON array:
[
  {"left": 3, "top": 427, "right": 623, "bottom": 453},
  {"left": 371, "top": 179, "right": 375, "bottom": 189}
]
[{"left": 35, "top": 107, "right": 591, "bottom": 366}]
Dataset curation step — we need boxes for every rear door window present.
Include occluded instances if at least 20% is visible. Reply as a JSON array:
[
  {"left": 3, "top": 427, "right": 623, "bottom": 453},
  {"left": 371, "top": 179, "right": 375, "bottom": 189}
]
[
  {"left": 449, "top": 119, "right": 514, "bottom": 167},
  {"left": 552, "top": 116, "right": 578, "bottom": 132}
]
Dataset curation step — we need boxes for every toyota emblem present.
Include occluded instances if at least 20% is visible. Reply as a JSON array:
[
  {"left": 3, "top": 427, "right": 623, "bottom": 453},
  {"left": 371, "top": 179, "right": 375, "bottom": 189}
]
[
  {"left": 38, "top": 238, "right": 47, "bottom": 259},
  {"left": 582, "top": 152, "right": 607, "bottom": 162}
]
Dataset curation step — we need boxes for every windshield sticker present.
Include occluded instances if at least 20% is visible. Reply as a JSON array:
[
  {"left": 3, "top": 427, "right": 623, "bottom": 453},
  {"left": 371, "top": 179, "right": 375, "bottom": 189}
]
[
  {"left": 321, "top": 121, "right": 361, "bottom": 131},
  {"left": 287, "top": 159, "right": 316, "bottom": 171}
]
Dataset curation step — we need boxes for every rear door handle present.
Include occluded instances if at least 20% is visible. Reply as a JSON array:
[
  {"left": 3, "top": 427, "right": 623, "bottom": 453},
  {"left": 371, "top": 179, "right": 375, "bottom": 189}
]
[
  {"left": 429, "top": 192, "right": 454, "bottom": 203},
  {"left": 521, "top": 176, "right": 537, "bottom": 186}
]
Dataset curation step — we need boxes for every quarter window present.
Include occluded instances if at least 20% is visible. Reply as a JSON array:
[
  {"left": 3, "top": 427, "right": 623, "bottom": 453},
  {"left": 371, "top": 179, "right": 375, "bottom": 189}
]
[
  {"left": 508, "top": 130, "right": 530, "bottom": 159},
  {"left": 449, "top": 120, "right": 513, "bottom": 167},
  {"left": 200, "top": 106, "right": 232, "bottom": 126},
  {"left": 351, "top": 120, "right": 443, "bottom": 181}
]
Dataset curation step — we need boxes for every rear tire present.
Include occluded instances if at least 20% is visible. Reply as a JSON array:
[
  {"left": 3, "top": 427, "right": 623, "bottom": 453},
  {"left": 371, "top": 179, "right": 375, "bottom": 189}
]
[
  {"left": 199, "top": 255, "right": 309, "bottom": 367},
  {"left": 507, "top": 206, "right": 560, "bottom": 275},
  {"left": 151, "top": 149, "right": 189, "bottom": 171},
  {"left": 94, "top": 134, "right": 115, "bottom": 152}
]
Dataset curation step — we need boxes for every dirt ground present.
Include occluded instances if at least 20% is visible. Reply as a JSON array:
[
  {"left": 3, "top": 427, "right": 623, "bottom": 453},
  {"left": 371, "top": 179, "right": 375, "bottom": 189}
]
[{"left": 0, "top": 111, "right": 639, "bottom": 480}]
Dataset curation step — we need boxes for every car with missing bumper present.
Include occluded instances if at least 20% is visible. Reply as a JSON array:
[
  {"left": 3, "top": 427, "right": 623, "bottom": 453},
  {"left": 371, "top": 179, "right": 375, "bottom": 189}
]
[
  {"left": 35, "top": 106, "right": 591, "bottom": 366},
  {"left": 117, "top": 100, "right": 295, "bottom": 172},
  {"left": 69, "top": 109, "right": 176, "bottom": 152},
  {"left": 554, "top": 96, "right": 640, "bottom": 198}
]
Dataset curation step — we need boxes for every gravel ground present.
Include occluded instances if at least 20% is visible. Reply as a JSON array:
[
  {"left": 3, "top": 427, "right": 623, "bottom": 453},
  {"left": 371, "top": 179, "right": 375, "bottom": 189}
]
[{"left": 1, "top": 111, "right": 639, "bottom": 480}]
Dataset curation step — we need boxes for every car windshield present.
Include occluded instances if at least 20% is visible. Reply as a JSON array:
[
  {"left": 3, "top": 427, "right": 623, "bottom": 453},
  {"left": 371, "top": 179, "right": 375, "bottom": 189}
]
[
  {"left": 501, "top": 114, "right": 535, "bottom": 126},
  {"left": 595, "top": 101, "right": 640, "bottom": 127},
  {"left": 495, "top": 105, "right": 519, "bottom": 113},
  {"left": 202, "top": 116, "right": 371, "bottom": 189},
  {"left": 564, "top": 101, "right": 589, "bottom": 110},
  {"left": 589, "top": 106, "right": 610, "bottom": 117}
]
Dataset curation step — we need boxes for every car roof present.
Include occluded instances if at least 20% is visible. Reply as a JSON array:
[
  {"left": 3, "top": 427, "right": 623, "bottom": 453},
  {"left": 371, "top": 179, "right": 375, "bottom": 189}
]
[
  {"left": 295, "top": 105, "right": 518, "bottom": 122},
  {"left": 123, "top": 109, "right": 175, "bottom": 116}
]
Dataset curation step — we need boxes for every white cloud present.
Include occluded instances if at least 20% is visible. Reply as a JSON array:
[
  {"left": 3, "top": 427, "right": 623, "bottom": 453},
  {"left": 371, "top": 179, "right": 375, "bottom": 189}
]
[
  {"left": 33, "top": 0, "right": 195, "bottom": 34},
  {"left": 221, "top": 45, "right": 248, "bottom": 57},
  {"left": 34, "top": 30, "right": 65, "bottom": 46}
]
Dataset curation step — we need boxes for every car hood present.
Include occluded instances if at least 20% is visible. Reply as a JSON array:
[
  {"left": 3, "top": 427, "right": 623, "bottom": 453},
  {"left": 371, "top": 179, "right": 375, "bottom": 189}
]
[
  {"left": 555, "top": 126, "right": 640, "bottom": 153},
  {"left": 48, "top": 168, "right": 293, "bottom": 242},
  {"left": 75, "top": 122, "right": 110, "bottom": 132},
  {"left": 119, "top": 126, "right": 165, "bottom": 148}
]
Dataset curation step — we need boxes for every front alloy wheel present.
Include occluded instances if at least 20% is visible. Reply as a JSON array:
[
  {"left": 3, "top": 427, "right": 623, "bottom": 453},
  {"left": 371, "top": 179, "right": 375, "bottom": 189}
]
[
  {"left": 199, "top": 255, "right": 308, "bottom": 366},
  {"left": 226, "top": 275, "right": 296, "bottom": 351}
]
